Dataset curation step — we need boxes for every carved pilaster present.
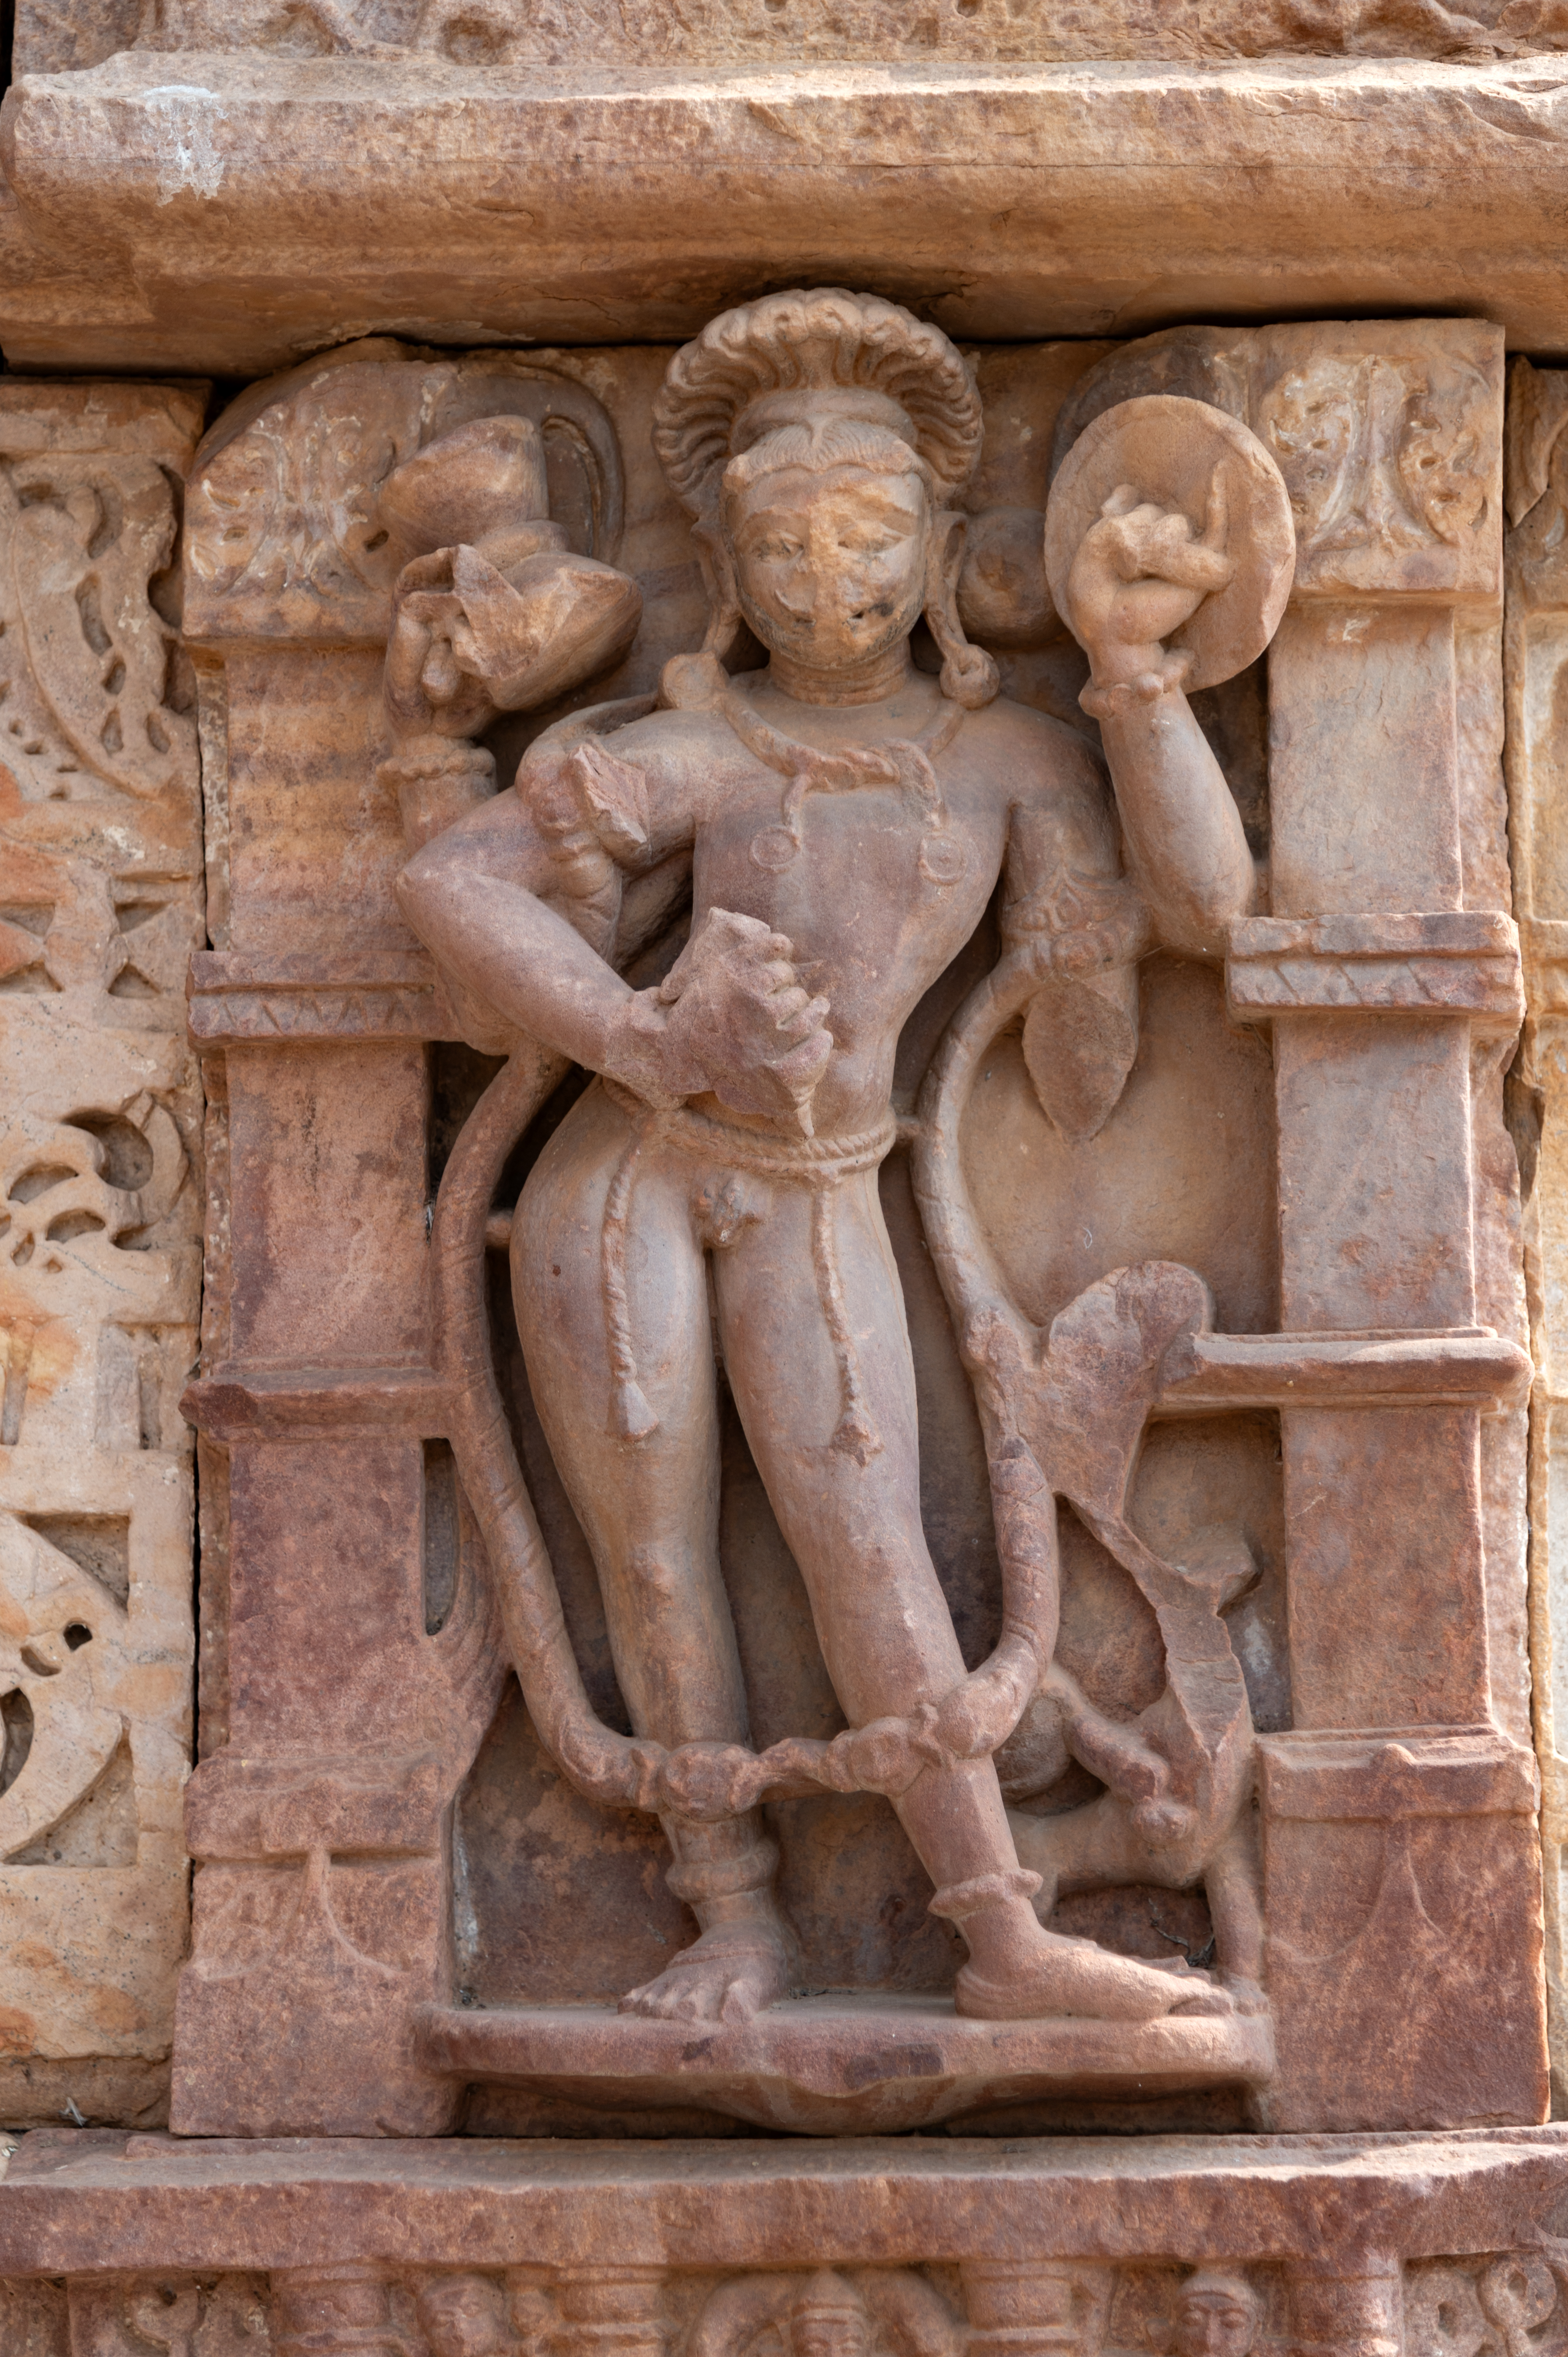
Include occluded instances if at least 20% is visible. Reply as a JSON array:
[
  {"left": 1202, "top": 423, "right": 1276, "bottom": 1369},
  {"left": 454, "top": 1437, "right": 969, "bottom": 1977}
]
[{"left": 961, "top": 2263, "right": 1107, "bottom": 2357}]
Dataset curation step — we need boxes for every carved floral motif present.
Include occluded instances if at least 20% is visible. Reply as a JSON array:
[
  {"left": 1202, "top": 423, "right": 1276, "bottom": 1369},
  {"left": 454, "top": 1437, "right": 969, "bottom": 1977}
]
[
  {"left": 185, "top": 350, "right": 627, "bottom": 645},
  {"left": 0, "top": 458, "right": 194, "bottom": 806},
  {"left": 1257, "top": 355, "right": 1491, "bottom": 560},
  {"left": 0, "top": 382, "right": 203, "bottom": 2116}
]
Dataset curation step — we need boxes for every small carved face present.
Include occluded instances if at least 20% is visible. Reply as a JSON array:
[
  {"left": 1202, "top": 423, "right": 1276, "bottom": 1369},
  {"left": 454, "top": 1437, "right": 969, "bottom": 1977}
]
[
  {"left": 790, "top": 2315, "right": 871, "bottom": 2357},
  {"left": 416, "top": 2277, "right": 512, "bottom": 2357},
  {"left": 1173, "top": 2283, "right": 1258, "bottom": 2357},
  {"left": 725, "top": 464, "right": 929, "bottom": 671}
]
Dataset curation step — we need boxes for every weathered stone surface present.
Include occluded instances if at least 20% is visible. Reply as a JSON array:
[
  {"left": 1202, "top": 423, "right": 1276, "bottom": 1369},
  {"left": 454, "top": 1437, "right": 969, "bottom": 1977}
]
[
  {"left": 3, "top": 2124, "right": 1568, "bottom": 2270},
  {"left": 0, "top": 380, "right": 208, "bottom": 2129},
  {"left": 6, "top": 61, "right": 1568, "bottom": 372},
  {"left": 16, "top": 0, "right": 1568, "bottom": 75},
  {"left": 1503, "top": 355, "right": 1568, "bottom": 2120},
  {"left": 0, "top": 0, "right": 1557, "bottom": 2287}
]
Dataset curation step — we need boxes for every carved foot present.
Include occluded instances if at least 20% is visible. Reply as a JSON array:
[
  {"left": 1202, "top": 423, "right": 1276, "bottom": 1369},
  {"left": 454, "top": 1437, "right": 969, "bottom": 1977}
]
[
  {"left": 955, "top": 1929, "right": 1236, "bottom": 2023},
  {"left": 618, "top": 1922, "right": 791, "bottom": 2025}
]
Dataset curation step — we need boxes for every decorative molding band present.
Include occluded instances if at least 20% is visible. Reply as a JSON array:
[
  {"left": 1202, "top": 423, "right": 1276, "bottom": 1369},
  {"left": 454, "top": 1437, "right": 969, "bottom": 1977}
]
[
  {"left": 180, "top": 1364, "right": 449, "bottom": 1441},
  {"left": 181, "top": 1328, "right": 1531, "bottom": 1448},
  {"left": 1156, "top": 1326, "right": 1531, "bottom": 1415},
  {"left": 1258, "top": 1729, "right": 1540, "bottom": 1823},
  {"left": 2, "top": 2128, "right": 1565, "bottom": 2274},
  {"left": 1227, "top": 912, "right": 1522, "bottom": 1029},
  {"left": 187, "top": 951, "right": 456, "bottom": 1047},
  {"left": 1520, "top": 917, "right": 1568, "bottom": 1016},
  {"left": 185, "top": 1743, "right": 458, "bottom": 1861}
]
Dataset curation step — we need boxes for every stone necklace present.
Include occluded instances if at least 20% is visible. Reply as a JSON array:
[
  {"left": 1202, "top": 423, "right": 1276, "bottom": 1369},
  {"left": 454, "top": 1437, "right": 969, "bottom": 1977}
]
[{"left": 716, "top": 672, "right": 971, "bottom": 886}]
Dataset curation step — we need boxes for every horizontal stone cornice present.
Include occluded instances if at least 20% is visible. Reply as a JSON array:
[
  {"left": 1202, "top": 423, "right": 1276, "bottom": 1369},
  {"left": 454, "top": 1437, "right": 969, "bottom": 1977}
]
[{"left": 5, "top": 57, "right": 1568, "bottom": 369}]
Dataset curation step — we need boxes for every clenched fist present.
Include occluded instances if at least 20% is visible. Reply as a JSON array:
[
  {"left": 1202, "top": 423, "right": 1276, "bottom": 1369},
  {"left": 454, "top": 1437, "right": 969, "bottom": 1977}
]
[
  {"left": 1064, "top": 475, "right": 1234, "bottom": 690},
  {"left": 609, "top": 908, "right": 833, "bottom": 1131}
]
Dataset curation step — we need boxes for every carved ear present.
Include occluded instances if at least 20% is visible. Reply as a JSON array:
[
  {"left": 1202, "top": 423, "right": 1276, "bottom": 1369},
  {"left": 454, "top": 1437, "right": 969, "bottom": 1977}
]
[
  {"left": 689, "top": 2278, "right": 802, "bottom": 2357},
  {"left": 696, "top": 519, "right": 747, "bottom": 664},
  {"left": 850, "top": 2269, "right": 962, "bottom": 2357},
  {"left": 661, "top": 521, "right": 747, "bottom": 709},
  {"left": 923, "top": 509, "right": 1000, "bottom": 710},
  {"left": 1021, "top": 967, "right": 1138, "bottom": 1143}
]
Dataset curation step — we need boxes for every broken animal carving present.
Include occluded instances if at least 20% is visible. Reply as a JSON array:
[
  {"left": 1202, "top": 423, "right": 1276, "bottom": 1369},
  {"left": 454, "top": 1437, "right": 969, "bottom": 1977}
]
[
  {"left": 391, "top": 290, "right": 1294, "bottom": 2040},
  {"left": 377, "top": 409, "right": 643, "bottom": 857}
]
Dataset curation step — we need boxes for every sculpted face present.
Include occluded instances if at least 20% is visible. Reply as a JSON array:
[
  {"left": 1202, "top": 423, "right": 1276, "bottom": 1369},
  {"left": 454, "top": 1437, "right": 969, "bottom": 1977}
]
[
  {"left": 417, "top": 2279, "right": 512, "bottom": 2357},
  {"left": 726, "top": 464, "right": 930, "bottom": 673},
  {"left": 791, "top": 2313, "right": 870, "bottom": 2357},
  {"left": 1173, "top": 2286, "right": 1258, "bottom": 2357}
]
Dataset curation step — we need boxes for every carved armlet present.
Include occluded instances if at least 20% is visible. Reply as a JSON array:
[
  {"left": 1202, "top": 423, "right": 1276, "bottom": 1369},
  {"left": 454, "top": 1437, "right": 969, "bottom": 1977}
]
[
  {"left": 1078, "top": 649, "right": 1192, "bottom": 722},
  {"left": 1002, "top": 871, "right": 1152, "bottom": 974},
  {"left": 377, "top": 742, "right": 498, "bottom": 852}
]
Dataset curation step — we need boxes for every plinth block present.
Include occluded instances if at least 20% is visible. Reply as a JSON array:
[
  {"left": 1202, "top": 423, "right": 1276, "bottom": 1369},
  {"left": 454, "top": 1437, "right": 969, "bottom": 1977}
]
[
  {"left": 410, "top": 1997, "right": 1276, "bottom": 2136},
  {"left": 3, "top": 2127, "right": 1568, "bottom": 2276}
]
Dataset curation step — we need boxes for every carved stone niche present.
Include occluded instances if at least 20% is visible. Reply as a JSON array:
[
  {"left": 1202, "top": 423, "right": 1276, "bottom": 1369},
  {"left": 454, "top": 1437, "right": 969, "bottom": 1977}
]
[{"left": 173, "top": 305, "right": 1540, "bottom": 2146}]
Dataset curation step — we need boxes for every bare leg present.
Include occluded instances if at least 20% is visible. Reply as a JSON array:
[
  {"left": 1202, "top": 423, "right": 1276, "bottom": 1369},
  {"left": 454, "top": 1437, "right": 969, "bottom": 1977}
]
[
  {"left": 1205, "top": 1813, "right": 1265, "bottom": 2009},
  {"left": 513, "top": 1086, "right": 789, "bottom": 2021},
  {"left": 717, "top": 1169, "right": 1229, "bottom": 2022}
]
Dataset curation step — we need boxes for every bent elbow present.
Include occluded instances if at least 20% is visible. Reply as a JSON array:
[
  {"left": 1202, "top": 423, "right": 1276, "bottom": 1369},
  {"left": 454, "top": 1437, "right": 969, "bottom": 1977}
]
[
  {"left": 1203, "top": 862, "right": 1262, "bottom": 937},
  {"left": 395, "top": 842, "right": 450, "bottom": 946},
  {"left": 1159, "top": 866, "right": 1260, "bottom": 961}
]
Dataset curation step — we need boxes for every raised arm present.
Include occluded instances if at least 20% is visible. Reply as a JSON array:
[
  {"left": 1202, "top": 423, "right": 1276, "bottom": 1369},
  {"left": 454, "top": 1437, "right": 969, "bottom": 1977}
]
[{"left": 1062, "top": 482, "right": 1260, "bottom": 960}]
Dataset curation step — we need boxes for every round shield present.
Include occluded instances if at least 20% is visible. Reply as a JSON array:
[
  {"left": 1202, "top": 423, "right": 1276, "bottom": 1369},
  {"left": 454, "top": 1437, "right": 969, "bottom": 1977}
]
[{"left": 1044, "top": 394, "right": 1296, "bottom": 693}]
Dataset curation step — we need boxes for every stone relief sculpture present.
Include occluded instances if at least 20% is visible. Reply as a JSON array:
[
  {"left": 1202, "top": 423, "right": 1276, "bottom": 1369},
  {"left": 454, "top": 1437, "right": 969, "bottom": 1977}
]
[
  {"left": 1165, "top": 2275, "right": 1261, "bottom": 2357},
  {"left": 689, "top": 2268, "right": 959, "bottom": 2357},
  {"left": 4, "top": 0, "right": 1568, "bottom": 2306},
  {"left": 388, "top": 290, "right": 1293, "bottom": 2034},
  {"left": 30, "top": 2248, "right": 1568, "bottom": 2357}
]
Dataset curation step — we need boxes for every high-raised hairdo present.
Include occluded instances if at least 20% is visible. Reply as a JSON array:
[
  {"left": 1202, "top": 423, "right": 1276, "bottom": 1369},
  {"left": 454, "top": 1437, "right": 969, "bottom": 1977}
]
[
  {"left": 651, "top": 290, "right": 997, "bottom": 710},
  {"left": 652, "top": 288, "right": 985, "bottom": 521}
]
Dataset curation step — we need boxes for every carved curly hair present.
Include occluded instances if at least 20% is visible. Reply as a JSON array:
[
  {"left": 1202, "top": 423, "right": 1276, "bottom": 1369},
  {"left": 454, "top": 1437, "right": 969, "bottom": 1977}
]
[
  {"left": 652, "top": 288, "right": 984, "bottom": 521},
  {"left": 653, "top": 290, "right": 997, "bottom": 711}
]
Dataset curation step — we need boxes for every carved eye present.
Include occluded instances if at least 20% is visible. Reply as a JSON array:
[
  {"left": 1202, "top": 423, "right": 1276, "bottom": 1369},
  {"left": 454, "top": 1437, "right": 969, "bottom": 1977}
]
[{"left": 840, "top": 529, "right": 901, "bottom": 558}]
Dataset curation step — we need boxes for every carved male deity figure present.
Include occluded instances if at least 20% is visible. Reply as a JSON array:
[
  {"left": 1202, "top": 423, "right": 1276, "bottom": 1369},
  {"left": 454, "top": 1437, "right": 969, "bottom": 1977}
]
[{"left": 393, "top": 290, "right": 1262, "bottom": 2027}]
